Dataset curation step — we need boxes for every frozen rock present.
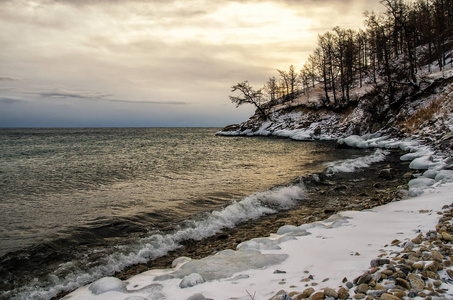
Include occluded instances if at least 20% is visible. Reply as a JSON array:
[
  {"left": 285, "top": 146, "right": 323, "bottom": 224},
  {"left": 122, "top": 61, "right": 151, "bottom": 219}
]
[
  {"left": 179, "top": 273, "right": 205, "bottom": 288},
  {"left": 343, "top": 135, "right": 365, "bottom": 148},
  {"left": 435, "top": 170, "right": 453, "bottom": 182},
  {"left": 276, "top": 225, "right": 309, "bottom": 236},
  {"left": 187, "top": 293, "right": 213, "bottom": 300},
  {"left": 409, "top": 156, "right": 434, "bottom": 170},
  {"left": 237, "top": 237, "right": 281, "bottom": 251},
  {"left": 408, "top": 177, "right": 435, "bottom": 188},
  {"left": 172, "top": 256, "right": 192, "bottom": 268},
  {"left": 88, "top": 277, "right": 126, "bottom": 295},
  {"left": 171, "top": 249, "right": 288, "bottom": 281}
]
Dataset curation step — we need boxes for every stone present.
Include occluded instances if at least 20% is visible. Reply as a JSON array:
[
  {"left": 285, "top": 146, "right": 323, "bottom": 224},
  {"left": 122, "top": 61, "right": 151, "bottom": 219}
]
[
  {"left": 412, "top": 262, "right": 425, "bottom": 270},
  {"left": 425, "top": 261, "right": 442, "bottom": 272},
  {"left": 442, "top": 232, "right": 453, "bottom": 242},
  {"left": 337, "top": 287, "right": 349, "bottom": 299},
  {"left": 432, "top": 250, "right": 445, "bottom": 262},
  {"left": 395, "top": 278, "right": 410, "bottom": 290},
  {"left": 379, "top": 168, "right": 396, "bottom": 179},
  {"left": 447, "top": 269, "right": 453, "bottom": 279},
  {"left": 434, "top": 280, "right": 442, "bottom": 287},
  {"left": 380, "top": 293, "right": 400, "bottom": 300},
  {"left": 323, "top": 288, "right": 338, "bottom": 298},
  {"left": 422, "top": 270, "right": 440, "bottom": 279},
  {"left": 179, "top": 273, "right": 205, "bottom": 288},
  {"left": 366, "top": 290, "right": 386, "bottom": 297},
  {"left": 308, "top": 291, "right": 324, "bottom": 300},
  {"left": 370, "top": 258, "right": 390, "bottom": 267},
  {"left": 345, "top": 282, "right": 353, "bottom": 289},
  {"left": 298, "top": 287, "right": 315, "bottom": 299},
  {"left": 355, "top": 273, "right": 372, "bottom": 285},
  {"left": 352, "top": 293, "right": 366, "bottom": 299},
  {"left": 356, "top": 284, "right": 369, "bottom": 294},
  {"left": 381, "top": 270, "right": 394, "bottom": 276},
  {"left": 269, "top": 290, "right": 288, "bottom": 300},
  {"left": 393, "top": 290, "right": 407, "bottom": 298},
  {"left": 407, "top": 273, "right": 425, "bottom": 292}
]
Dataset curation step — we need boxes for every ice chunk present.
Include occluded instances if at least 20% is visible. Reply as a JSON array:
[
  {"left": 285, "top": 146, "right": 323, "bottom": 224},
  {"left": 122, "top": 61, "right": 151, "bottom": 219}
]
[
  {"left": 435, "top": 170, "right": 453, "bottom": 182},
  {"left": 343, "top": 135, "right": 365, "bottom": 148},
  {"left": 172, "top": 256, "right": 192, "bottom": 269},
  {"left": 88, "top": 277, "right": 125, "bottom": 295},
  {"left": 423, "top": 169, "right": 438, "bottom": 179},
  {"left": 237, "top": 237, "right": 281, "bottom": 251},
  {"left": 171, "top": 249, "right": 288, "bottom": 281},
  {"left": 409, "top": 156, "right": 434, "bottom": 170},
  {"left": 408, "top": 177, "right": 436, "bottom": 188},
  {"left": 276, "top": 225, "right": 309, "bottom": 236},
  {"left": 179, "top": 273, "right": 205, "bottom": 288}
]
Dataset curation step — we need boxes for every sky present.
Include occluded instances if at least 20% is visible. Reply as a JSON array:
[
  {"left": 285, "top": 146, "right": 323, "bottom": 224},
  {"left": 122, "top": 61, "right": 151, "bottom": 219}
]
[{"left": 0, "top": 0, "right": 384, "bottom": 128}]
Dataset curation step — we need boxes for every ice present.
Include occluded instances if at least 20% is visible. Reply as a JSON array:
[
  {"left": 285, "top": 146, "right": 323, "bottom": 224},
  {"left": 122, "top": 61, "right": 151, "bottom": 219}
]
[
  {"left": 179, "top": 273, "right": 205, "bottom": 288},
  {"left": 409, "top": 155, "right": 435, "bottom": 170},
  {"left": 408, "top": 176, "right": 436, "bottom": 188},
  {"left": 435, "top": 170, "right": 453, "bottom": 182},
  {"left": 88, "top": 277, "right": 126, "bottom": 295}
]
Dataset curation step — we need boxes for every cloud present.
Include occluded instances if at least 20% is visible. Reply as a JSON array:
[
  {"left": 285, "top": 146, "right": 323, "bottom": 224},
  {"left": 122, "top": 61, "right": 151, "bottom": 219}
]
[
  {"left": 0, "top": 97, "right": 24, "bottom": 104},
  {"left": 0, "top": 76, "right": 18, "bottom": 81},
  {"left": 40, "top": 91, "right": 188, "bottom": 105}
]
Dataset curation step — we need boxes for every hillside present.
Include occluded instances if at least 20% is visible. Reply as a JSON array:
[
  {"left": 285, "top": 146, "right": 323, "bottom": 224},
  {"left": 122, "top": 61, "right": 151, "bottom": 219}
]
[{"left": 218, "top": 66, "right": 453, "bottom": 155}]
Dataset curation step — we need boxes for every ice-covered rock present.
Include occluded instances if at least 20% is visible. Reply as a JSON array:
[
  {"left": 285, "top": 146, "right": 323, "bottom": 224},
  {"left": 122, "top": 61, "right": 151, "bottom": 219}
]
[
  {"left": 276, "top": 225, "right": 309, "bottom": 236},
  {"left": 179, "top": 273, "right": 205, "bottom": 288},
  {"left": 172, "top": 256, "right": 192, "bottom": 269},
  {"left": 409, "top": 156, "right": 434, "bottom": 170},
  {"left": 88, "top": 277, "right": 126, "bottom": 295},
  {"left": 408, "top": 177, "right": 436, "bottom": 188},
  {"left": 435, "top": 170, "right": 453, "bottom": 182},
  {"left": 171, "top": 249, "right": 288, "bottom": 281}
]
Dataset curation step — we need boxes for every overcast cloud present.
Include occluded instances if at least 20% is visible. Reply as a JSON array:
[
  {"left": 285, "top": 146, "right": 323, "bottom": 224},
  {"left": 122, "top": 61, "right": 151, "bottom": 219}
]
[{"left": 0, "top": 0, "right": 384, "bottom": 127}]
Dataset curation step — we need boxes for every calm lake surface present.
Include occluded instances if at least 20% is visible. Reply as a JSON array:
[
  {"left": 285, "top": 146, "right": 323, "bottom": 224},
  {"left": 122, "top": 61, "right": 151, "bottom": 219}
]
[{"left": 0, "top": 127, "right": 365, "bottom": 299}]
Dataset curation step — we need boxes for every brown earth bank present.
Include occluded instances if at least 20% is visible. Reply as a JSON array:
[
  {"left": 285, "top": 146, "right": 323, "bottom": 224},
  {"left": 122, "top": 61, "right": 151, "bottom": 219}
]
[{"left": 110, "top": 149, "right": 412, "bottom": 282}]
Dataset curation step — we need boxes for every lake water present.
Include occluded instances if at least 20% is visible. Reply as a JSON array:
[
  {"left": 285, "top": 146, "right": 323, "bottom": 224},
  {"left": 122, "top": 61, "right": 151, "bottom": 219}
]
[{"left": 0, "top": 127, "right": 364, "bottom": 299}]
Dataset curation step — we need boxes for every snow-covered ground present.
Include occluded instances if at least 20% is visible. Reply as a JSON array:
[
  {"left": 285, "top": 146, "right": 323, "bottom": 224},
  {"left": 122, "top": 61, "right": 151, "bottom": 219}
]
[{"left": 64, "top": 136, "right": 453, "bottom": 300}]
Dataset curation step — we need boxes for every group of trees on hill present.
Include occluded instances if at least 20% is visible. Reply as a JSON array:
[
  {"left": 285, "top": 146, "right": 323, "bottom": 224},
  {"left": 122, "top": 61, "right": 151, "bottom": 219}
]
[{"left": 230, "top": 0, "right": 453, "bottom": 119}]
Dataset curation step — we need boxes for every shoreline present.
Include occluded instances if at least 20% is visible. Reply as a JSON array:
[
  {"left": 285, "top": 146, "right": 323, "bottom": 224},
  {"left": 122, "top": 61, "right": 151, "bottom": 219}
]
[{"left": 113, "top": 149, "right": 411, "bottom": 280}]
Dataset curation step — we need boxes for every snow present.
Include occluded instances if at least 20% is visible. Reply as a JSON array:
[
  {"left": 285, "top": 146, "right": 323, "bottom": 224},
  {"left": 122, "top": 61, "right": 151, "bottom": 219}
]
[{"left": 65, "top": 135, "right": 453, "bottom": 300}]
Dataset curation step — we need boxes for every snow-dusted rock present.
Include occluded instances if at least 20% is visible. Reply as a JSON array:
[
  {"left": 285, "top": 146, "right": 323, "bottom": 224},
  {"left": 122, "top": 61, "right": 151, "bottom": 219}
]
[
  {"left": 179, "top": 273, "right": 205, "bottom": 288},
  {"left": 409, "top": 156, "right": 434, "bottom": 170},
  {"left": 88, "top": 277, "right": 126, "bottom": 295}
]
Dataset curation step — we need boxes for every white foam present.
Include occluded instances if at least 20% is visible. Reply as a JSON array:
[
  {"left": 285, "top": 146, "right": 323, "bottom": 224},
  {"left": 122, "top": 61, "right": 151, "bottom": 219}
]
[
  {"left": 12, "top": 184, "right": 305, "bottom": 299},
  {"left": 324, "top": 149, "right": 389, "bottom": 174}
]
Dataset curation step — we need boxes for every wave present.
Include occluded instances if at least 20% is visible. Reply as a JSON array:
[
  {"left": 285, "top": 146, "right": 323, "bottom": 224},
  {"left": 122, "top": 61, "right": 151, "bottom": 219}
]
[
  {"left": 323, "top": 149, "right": 389, "bottom": 174},
  {"left": 4, "top": 184, "right": 305, "bottom": 300}
]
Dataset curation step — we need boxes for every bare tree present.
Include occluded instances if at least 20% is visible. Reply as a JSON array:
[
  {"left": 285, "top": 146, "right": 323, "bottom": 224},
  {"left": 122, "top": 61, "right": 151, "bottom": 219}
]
[{"left": 230, "top": 81, "right": 269, "bottom": 119}]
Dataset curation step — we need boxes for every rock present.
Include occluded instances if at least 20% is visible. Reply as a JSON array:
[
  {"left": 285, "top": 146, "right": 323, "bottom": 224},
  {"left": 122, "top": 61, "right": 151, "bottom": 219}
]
[
  {"left": 323, "top": 288, "right": 338, "bottom": 298},
  {"left": 355, "top": 273, "right": 372, "bottom": 285},
  {"left": 442, "top": 232, "right": 453, "bottom": 242},
  {"left": 407, "top": 274, "right": 425, "bottom": 292},
  {"left": 396, "top": 278, "right": 411, "bottom": 290},
  {"left": 274, "top": 270, "right": 287, "bottom": 274},
  {"left": 425, "top": 261, "right": 442, "bottom": 272},
  {"left": 380, "top": 293, "right": 400, "bottom": 300},
  {"left": 432, "top": 250, "right": 445, "bottom": 261},
  {"left": 366, "top": 290, "right": 386, "bottom": 297},
  {"left": 412, "top": 262, "right": 425, "bottom": 270},
  {"left": 298, "top": 287, "right": 315, "bottom": 299},
  {"left": 356, "top": 283, "right": 369, "bottom": 294},
  {"left": 187, "top": 294, "right": 214, "bottom": 300},
  {"left": 370, "top": 258, "right": 390, "bottom": 267},
  {"left": 89, "top": 277, "right": 126, "bottom": 295},
  {"left": 179, "top": 273, "right": 205, "bottom": 288},
  {"left": 422, "top": 270, "right": 440, "bottom": 280},
  {"left": 268, "top": 290, "right": 288, "bottom": 300},
  {"left": 337, "top": 287, "right": 349, "bottom": 299},
  {"left": 379, "top": 168, "right": 396, "bottom": 179},
  {"left": 447, "top": 269, "right": 453, "bottom": 279},
  {"left": 352, "top": 293, "right": 366, "bottom": 299},
  {"left": 308, "top": 291, "right": 324, "bottom": 300}
]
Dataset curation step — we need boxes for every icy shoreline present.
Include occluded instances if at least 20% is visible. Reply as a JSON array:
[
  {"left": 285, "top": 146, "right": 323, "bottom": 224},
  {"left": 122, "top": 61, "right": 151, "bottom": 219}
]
[{"left": 62, "top": 135, "right": 453, "bottom": 300}]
